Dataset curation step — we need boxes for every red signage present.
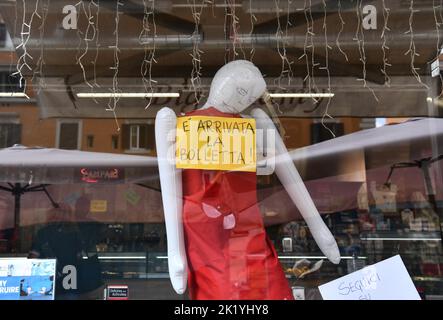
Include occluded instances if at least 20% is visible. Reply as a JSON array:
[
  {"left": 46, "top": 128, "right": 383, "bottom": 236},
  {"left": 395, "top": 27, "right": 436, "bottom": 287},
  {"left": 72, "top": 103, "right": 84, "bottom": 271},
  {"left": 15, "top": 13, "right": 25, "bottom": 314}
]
[{"left": 78, "top": 168, "right": 123, "bottom": 183}]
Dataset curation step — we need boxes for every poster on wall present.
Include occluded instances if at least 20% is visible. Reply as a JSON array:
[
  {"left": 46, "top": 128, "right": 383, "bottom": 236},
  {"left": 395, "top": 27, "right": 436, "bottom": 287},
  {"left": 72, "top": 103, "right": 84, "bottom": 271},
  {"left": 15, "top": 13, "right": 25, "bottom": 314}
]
[{"left": 0, "top": 259, "right": 56, "bottom": 300}]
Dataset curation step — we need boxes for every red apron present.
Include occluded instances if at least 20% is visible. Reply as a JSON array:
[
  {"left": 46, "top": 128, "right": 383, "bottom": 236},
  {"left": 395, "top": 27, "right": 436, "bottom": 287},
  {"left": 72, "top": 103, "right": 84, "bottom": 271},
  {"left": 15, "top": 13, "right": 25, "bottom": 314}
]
[{"left": 181, "top": 107, "right": 293, "bottom": 300}]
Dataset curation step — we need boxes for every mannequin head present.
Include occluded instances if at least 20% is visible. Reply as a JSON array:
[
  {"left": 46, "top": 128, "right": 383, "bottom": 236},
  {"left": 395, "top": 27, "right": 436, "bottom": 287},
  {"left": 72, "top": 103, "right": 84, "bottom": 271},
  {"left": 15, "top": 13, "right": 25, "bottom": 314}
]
[{"left": 202, "top": 60, "right": 267, "bottom": 113}]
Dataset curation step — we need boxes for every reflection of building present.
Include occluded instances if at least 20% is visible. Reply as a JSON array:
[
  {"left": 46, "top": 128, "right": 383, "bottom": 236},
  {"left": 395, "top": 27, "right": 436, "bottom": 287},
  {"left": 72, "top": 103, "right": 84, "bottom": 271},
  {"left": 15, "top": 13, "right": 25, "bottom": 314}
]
[
  {"left": 0, "top": 0, "right": 440, "bottom": 300},
  {"left": 1, "top": 98, "right": 365, "bottom": 154},
  {"left": 0, "top": 82, "right": 363, "bottom": 155},
  {"left": 0, "top": 24, "right": 366, "bottom": 155},
  {"left": 0, "top": 41, "right": 156, "bottom": 154},
  {"left": 0, "top": 95, "right": 157, "bottom": 155}
]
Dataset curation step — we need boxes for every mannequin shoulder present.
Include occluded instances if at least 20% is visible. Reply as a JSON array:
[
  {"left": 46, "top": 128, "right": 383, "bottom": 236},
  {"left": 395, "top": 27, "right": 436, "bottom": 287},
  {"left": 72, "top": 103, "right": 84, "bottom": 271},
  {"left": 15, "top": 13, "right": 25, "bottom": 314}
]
[
  {"left": 239, "top": 108, "right": 269, "bottom": 119},
  {"left": 249, "top": 108, "right": 271, "bottom": 120}
]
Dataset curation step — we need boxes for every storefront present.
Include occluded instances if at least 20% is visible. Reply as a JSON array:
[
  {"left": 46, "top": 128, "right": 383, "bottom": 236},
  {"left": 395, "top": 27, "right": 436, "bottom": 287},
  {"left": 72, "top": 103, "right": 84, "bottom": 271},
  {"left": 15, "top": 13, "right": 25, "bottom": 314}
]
[{"left": 0, "top": 0, "right": 442, "bottom": 301}]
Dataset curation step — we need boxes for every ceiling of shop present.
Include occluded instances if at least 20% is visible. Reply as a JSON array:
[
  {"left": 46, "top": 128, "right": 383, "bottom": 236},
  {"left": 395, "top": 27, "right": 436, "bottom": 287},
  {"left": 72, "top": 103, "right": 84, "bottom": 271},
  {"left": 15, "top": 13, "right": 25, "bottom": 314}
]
[{"left": 0, "top": 0, "right": 440, "bottom": 88}]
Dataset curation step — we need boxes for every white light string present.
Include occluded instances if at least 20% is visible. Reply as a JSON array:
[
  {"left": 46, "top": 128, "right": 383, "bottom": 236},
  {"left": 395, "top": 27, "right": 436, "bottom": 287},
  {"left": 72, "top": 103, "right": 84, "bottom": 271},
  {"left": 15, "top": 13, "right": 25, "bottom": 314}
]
[
  {"left": 354, "top": 0, "right": 378, "bottom": 101},
  {"left": 307, "top": 0, "right": 320, "bottom": 102},
  {"left": 248, "top": 0, "right": 257, "bottom": 61},
  {"left": 107, "top": 0, "right": 124, "bottom": 131},
  {"left": 223, "top": 1, "right": 229, "bottom": 63},
  {"left": 319, "top": 0, "right": 335, "bottom": 138},
  {"left": 336, "top": 0, "right": 348, "bottom": 62},
  {"left": 76, "top": 0, "right": 98, "bottom": 89},
  {"left": 140, "top": 0, "right": 157, "bottom": 109},
  {"left": 299, "top": 0, "right": 313, "bottom": 97},
  {"left": 440, "top": 0, "right": 443, "bottom": 26},
  {"left": 12, "top": 0, "right": 42, "bottom": 99},
  {"left": 74, "top": 1, "right": 84, "bottom": 82},
  {"left": 380, "top": 0, "right": 391, "bottom": 86},
  {"left": 228, "top": 0, "right": 246, "bottom": 59},
  {"left": 188, "top": 0, "right": 209, "bottom": 105},
  {"left": 9, "top": 1, "right": 18, "bottom": 81},
  {"left": 91, "top": 0, "right": 101, "bottom": 89},
  {"left": 433, "top": 0, "right": 443, "bottom": 97},
  {"left": 274, "top": 0, "right": 294, "bottom": 91},
  {"left": 32, "top": 0, "right": 50, "bottom": 93},
  {"left": 404, "top": 0, "right": 429, "bottom": 89},
  {"left": 224, "top": 0, "right": 241, "bottom": 63},
  {"left": 284, "top": 0, "right": 295, "bottom": 87},
  {"left": 229, "top": 0, "right": 241, "bottom": 59}
]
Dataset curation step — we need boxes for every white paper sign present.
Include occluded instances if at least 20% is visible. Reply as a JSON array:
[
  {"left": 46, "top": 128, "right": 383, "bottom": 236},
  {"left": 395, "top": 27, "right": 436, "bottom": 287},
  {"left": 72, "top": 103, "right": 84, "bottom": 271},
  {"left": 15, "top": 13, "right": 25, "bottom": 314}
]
[{"left": 319, "top": 255, "right": 420, "bottom": 300}]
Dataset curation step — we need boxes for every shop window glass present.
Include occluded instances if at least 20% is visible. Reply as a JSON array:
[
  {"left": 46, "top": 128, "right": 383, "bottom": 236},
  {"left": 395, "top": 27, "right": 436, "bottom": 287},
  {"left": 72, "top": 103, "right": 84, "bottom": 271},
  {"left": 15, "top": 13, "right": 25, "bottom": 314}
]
[
  {"left": 0, "top": 123, "right": 20, "bottom": 148},
  {"left": 0, "top": 1, "right": 442, "bottom": 302}
]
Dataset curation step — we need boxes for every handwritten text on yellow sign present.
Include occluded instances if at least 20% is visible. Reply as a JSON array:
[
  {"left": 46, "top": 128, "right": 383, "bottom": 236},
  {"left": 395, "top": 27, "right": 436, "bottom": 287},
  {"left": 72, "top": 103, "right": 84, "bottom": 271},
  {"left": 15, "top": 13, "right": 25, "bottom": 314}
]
[{"left": 176, "top": 115, "right": 256, "bottom": 172}]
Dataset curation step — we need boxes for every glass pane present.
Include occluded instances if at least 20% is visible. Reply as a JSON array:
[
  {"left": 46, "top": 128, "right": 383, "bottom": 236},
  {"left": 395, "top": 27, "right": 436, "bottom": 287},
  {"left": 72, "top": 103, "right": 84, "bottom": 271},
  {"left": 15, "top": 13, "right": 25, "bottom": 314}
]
[{"left": 0, "top": 0, "right": 442, "bottom": 302}]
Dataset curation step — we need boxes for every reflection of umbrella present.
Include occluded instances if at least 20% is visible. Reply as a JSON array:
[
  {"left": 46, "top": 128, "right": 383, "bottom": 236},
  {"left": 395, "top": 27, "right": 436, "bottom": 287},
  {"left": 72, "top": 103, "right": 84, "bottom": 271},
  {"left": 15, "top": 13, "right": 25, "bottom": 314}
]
[
  {"left": 261, "top": 119, "right": 443, "bottom": 227},
  {"left": 289, "top": 118, "right": 443, "bottom": 180},
  {"left": 384, "top": 155, "right": 443, "bottom": 212},
  {"left": 0, "top": 145, "right": 157, "bottom": 251},
  {"left": 289, "top": 118, "right": 443, "bottom": 205},
  {"left": 0, "top": 145, "right": 157, "bottom": 184}
]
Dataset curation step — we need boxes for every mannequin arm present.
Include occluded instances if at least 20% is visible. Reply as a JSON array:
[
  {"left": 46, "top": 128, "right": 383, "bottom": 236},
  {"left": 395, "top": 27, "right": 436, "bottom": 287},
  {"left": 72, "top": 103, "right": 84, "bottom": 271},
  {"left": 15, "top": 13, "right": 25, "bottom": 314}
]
[
  {"left": 251, "top": 108, "right": 341, "bottom": 264},
  {"left": 155, "top": 107, "right": 188, "bottom": 294}
]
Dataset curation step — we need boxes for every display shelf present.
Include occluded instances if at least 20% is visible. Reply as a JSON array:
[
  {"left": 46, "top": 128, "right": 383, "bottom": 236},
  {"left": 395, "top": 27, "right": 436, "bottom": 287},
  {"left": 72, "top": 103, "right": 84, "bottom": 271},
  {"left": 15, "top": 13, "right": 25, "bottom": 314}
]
[
  {"left": 284, "top": 274, "right": 339, "bottom": 282},
  {"left": 277, "top": 253, "right": 368, "bottom": 261},
  {"left": 360, "top": 231, "right": 442, "bottom": 241}
]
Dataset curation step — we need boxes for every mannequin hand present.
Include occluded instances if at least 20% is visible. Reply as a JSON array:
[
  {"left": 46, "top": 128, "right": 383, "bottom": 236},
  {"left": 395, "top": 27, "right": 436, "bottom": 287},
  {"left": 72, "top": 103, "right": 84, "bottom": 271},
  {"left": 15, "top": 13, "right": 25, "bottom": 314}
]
[
  {"left": 308, "top": 221, "right": 341, "bottom": 264},
  {"left": 168, "top": 253, "right": 188, "bottom": 294},
  {"left": 251, "top": 107, "right": 341, "bottom": 264}
]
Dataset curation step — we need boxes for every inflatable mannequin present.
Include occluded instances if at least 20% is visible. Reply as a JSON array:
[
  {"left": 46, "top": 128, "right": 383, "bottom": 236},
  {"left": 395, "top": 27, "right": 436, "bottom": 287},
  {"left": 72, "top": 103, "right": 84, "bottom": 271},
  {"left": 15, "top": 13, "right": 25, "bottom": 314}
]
[{"left": 155, "top": 60, "right": 340, "bottom": 300}]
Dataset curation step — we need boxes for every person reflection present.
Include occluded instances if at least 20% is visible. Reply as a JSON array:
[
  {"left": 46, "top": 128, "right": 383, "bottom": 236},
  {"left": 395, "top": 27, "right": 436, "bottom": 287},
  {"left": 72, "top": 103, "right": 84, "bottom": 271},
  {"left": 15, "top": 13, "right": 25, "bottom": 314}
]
[{"left": 28, "top": 194, "right": 103, "bottom": 300}]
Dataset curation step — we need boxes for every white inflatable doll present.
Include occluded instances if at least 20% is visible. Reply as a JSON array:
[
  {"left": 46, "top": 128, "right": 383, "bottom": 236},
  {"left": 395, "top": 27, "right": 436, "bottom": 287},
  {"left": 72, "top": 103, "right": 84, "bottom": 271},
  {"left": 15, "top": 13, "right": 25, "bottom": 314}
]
[{"left": 155, "top": 60, "right": 340, "bottom": 300}]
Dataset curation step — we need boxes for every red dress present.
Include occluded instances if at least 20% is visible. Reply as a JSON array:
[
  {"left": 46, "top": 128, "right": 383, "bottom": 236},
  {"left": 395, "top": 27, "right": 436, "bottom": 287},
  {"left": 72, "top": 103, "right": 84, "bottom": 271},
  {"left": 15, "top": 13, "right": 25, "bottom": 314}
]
[{"left": 181, "top": 107, "right": 293, "bottom": 300}]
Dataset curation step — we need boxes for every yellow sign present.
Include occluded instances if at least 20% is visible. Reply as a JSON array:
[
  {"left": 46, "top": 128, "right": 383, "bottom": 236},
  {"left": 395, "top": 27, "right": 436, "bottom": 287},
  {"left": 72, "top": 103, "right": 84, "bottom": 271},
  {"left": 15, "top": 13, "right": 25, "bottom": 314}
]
[
  {"left": 176, "top": 115, "right": 256, "bottom": 172},
  {"left": 90, "top": 200, "right": 108, "bottom": 213}
]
